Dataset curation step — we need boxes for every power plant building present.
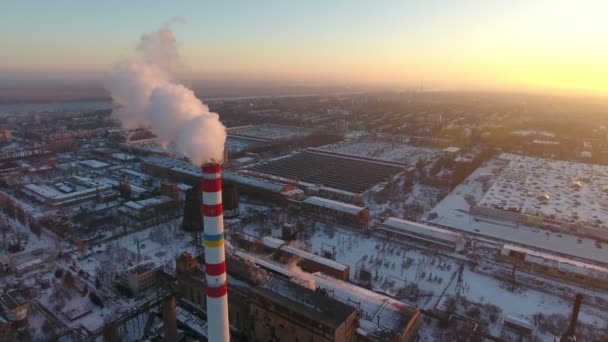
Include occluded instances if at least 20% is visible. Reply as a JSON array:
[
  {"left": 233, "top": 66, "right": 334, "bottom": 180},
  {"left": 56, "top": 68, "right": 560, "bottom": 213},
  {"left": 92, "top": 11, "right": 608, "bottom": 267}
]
[{"left": 175, "top": 252, "right": 420, "bottom": 342}]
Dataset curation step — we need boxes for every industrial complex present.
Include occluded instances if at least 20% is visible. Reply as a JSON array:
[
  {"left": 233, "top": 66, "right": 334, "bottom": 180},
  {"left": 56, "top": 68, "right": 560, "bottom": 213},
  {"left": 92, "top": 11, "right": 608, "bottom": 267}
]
[{"left": 0, "top": 93, "right": 607, "bottom": 342}]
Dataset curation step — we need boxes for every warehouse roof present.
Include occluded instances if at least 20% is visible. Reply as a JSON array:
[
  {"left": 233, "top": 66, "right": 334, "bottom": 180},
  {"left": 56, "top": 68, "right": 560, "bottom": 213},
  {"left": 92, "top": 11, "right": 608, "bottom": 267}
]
[
  {"left": 381, "top": 217, "right": 463, "bottom": 244},
  {"left": 254, "top": 277, "right": 355, "bottom": 329},
  {"left": 303, "top": 196, "right": 366, "bottom": 215},
  {"left": 223, "top": 172, "right": 286, "bottom": 193}
]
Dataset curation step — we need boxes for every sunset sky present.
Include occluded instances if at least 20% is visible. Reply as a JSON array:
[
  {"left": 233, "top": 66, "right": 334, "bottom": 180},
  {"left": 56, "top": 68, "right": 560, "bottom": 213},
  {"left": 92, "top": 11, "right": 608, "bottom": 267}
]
[{"left": 1, "top": 0, "right": 607, "bottom": 95}]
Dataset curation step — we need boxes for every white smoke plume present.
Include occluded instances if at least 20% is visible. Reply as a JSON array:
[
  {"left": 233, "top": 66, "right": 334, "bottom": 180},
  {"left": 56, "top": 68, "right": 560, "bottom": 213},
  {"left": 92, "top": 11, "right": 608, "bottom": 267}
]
[
  {"left": 287, "top": 260, "right": 316, "bottom": 290},
  {"left": 105, "top": 20, "right": 226, "bottom": 165}
]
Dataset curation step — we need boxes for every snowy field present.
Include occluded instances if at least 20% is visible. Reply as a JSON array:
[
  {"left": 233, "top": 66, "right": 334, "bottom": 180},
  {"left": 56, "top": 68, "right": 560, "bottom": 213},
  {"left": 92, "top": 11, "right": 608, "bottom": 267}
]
[
  {"left": 478, "top": 153, "right": 608, "bottom": 231},
  {"left": 425, "top": 157, "right": 608, "bottom": 264},
  {"left": 317, "top": 138, "right": 438, "bottom": 163}
]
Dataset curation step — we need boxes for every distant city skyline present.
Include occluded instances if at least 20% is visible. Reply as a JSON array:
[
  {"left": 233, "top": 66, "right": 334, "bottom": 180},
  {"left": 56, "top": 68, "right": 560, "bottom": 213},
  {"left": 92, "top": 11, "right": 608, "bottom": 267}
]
[{"left": 1, "top": 0, "right": 607, "bottom": 96}]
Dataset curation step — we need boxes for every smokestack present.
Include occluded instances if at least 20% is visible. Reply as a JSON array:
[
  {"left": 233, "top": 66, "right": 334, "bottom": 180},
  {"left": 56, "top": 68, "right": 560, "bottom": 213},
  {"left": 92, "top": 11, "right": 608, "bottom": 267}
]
[
  {"left": 162, "top": 296, "right": 177, "bottom": 342},
  {"left": 562, "top": 293, "right": 583, "bottom": 341},
  {"left": 201, "top": 163, "right": 229, "bottom": 342}
]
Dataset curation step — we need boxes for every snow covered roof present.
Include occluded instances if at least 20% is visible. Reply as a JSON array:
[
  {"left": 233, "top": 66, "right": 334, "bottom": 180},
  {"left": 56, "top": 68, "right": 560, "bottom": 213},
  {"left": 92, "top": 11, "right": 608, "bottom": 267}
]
[
  {"left": 313, "top": 273, "right": 418, "bottom": 334},
  {"left": 443, "top": 146, "right": 461, "bottom": 153},
  {"left": 23, "top": 183, "right": 112, "bottom": 201},
  {"left": 223, "top": 172, "right": 286, "bottom": 193},
  {"left": 532, "top": 139, "right": 560, "bottom": 145},
  {"left": 233, "top": 250, "right": 418, "bottom": 335},
  {"left": 262, "top": 236, "right": 286, "bottom": 249},
  {"left": 255, "top": 277, "right": 356, "bottom": 329},
  {"left": 23, "top": 184, "right": 61, "bottom": 198},
  {"left": 79, "top": 159, "right": 110, "bottom": 169},
  {"left": 136, "top": 195, "right": 173, "bottom": 207},
  {"left": 381, "top": 217, "right": 463, "bottom": 244},
  {"left": 303, "top": 196, "right": 366, "bottom": 215},
  {"left": 14, "top": 258, "right": 44, "bottom": 273},
  {"left": 123, "top": 262, "right": 159, "bottom": 275},
  {"left": 280, "top": 245, "right": 349, "bottom": 271},
  {"left": 176, "top": 306, "right": 208, "bottom": 337},
  {"left": 124, "top": 201, "right": 145, "bottom": 211},
  {"left": 502, "top": 244, "right": 608, "bottom": 280},
  {"left": 124, "top": 196, "right": 173, "bottom": 211},
  {"left": 120, "top": 169, "right": 149, "bottom": 179},
  {"left": 112, "top": 153, "right": 136, "bottom": 161},
  {"left": 503, "top": 315, "right": 535, "bottom": 331}
]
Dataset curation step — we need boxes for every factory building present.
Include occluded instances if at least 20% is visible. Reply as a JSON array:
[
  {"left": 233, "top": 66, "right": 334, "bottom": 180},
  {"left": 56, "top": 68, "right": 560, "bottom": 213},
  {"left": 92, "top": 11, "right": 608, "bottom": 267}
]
[
  {"left": 20, "top": 183, "right": 115, "bottom": 207},
  {"left": 300, "top": 196, "right": 370, "bottom": 229},
  {"left": 278, "top": 244, "right": 350, "bottom": 281},
  {"left": 116, "top": 262, "right": 161, "bottom": 295},
  {"left": 176, "top": 252, "right": 357, "bottom": 341},
  {"left": 249, "top": 277, "right": 358, "bottom": 342},
  {"left": 230, "top": 251, "right": 422, "bottom": 342},
  {"left": 141, "top": 156, "right": 300, "bottom": 203},
  {"left": 376, "top": 217, "right": 465, "bottom": 252},
  {"left": 119, "top": 195, "right": 178, "bottom": 226},
  {"left": 498, "top": 244, "right": 608, "bottom": 291},
  {"left": 245, "top": 150, "right": 404, "bottom": 202},
  {"left": 231, "top": 234, "right": 350, "bottom": 281}
]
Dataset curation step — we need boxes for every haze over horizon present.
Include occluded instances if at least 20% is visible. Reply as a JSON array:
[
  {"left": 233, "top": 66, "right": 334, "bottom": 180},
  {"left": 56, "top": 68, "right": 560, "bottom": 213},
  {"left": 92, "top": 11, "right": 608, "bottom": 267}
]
[{"left": 2, "top": 0, "right": 608, "bottom": 98}]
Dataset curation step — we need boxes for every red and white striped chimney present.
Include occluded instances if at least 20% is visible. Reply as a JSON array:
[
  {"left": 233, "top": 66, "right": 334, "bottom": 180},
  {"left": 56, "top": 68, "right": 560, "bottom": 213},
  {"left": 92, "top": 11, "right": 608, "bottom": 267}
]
[{"left": 201, "top": 163, "right": 230, "bottom": 342}]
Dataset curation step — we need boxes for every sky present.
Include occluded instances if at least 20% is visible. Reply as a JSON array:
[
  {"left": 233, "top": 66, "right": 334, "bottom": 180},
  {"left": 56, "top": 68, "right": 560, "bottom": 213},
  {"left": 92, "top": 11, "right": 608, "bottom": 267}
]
[{"left": 1, "top": 0, "right": 607, "bottom": 95}]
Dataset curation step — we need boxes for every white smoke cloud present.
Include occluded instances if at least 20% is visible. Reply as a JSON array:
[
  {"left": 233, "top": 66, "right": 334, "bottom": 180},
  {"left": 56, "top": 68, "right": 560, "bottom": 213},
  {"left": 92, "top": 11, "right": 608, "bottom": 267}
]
[
  {"left": 105, "top": 20, "right": 226, "bottom": 165},
  {"left": 287, "top": 260, "right": 316, "bottom": 290}
]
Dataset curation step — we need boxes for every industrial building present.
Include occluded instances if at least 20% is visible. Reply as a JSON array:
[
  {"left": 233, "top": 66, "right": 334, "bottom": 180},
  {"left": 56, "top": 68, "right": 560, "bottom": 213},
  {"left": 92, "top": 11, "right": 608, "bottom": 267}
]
[
  {"left": 175, "top": 252, "right": 357, "bottom": 341},
  {"left": 300, "top": 196, "right": 370, "bottom": 229},
  {"left": 377, "top": 217, "right": 466, "bottom": 252},
  {"left": 245, "top": 150, "right": 404, "bottom": 202},
  {"left": 20, "top": 182, "right": 115, "bottom": 207},
  {"left": 141, "top": 156, "right": 299, "bottom": 202},
  {"left": 472, "top": 153, "right": 608, "bottom": 239},
  {"left": 232, "top": 251, "right": 422, "bottom": 342},
  {"left": 116, "top": 262, "right": 161, "bottom": 295},
  {"left": 231, "top": 234, "right": 351, "bottom": 281},
  {"left": 250, "top": 276, "right": 358, "bottom": 342},
  {"left": 119, "top": 195, "right": 177, "bottom": 222},
  {"left": 498, "top": 244, "right": 608, "bottom": 291},
  {"left": 175, "top": 251, "right": 420, "bottom": 341}
]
